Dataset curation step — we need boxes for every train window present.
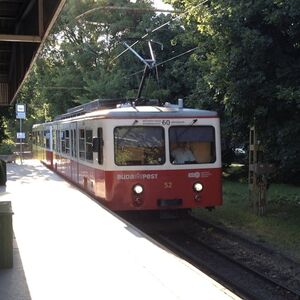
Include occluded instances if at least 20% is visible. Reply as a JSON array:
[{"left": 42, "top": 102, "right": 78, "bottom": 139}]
[
  {"left": 79, "top": 129, "right": 85, "bottom": 159},
  {"left": 44, "top": 130, "right": 50, "bottom": 149},
  {"left": 65, "top": 130, "right": 70, "bottom": 154},
  {"left": 56, "top": 130, "right": 61, "bottom": 152},
  {"left": 114, "top": 126, "right": 165, "bottom": 166},
  {"left": 38, "top": 131, "right": 42, "bottom": 146},
  {"left": 71, "top": 129, "right": 77, "bottom": 158},
  {"left": 40, "top": 131, "right": 43, "bottom": 146},
  {"left": 85, "top": 130, "right": 93, "bottom": 161},
  {"left": 97, "top": 128, "right": 103, "bottom": 165},
  {"left": 52, "top": 130, "right": 56, "bottom": 151},
  {"left": 169, "top": 126, "right": 216, "bottom": 164},
  {"left": 37, "top": 132, "right": 40, "bottom": 146},
  {"left": 61, "top": 131, "right": 66, "bottom": 153},
  {"left": 78, "top": 129, "right": 93, "bottom": 161}
]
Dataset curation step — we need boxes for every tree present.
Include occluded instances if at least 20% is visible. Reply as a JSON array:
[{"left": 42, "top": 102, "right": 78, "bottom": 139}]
[
  {"left": 21, "top": 0, "right": 195, "bottom": 112},
  {"left": 0, "top": 107, "right": 14, "bottom": 142},
  {"left": 167, "top": 0, "right": 300, "bottom": 183}
]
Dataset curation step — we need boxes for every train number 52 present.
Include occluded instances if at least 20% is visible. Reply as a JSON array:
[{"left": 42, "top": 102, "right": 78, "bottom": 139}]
[{"left": 164, "top": 182, "right": 173, "bottom": 189}]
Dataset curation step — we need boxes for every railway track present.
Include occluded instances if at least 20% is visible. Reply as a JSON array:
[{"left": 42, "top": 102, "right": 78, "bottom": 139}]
[
  {"left": 157, "top": 230, "right": 299, "bottom": 300},
  {"left": 122, "top": 213, "right": 300, "bottom": 300}
]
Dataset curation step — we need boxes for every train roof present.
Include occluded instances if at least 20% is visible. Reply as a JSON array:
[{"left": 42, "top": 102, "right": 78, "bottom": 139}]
[
  {"left": 87, "top": 105, "right": 218, "bottom": 119},
  {"left": 53, "top": 99, "right": 218, "bottom": 122}
]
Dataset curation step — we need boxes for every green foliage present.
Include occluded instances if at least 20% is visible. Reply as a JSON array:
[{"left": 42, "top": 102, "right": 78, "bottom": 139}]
[
  {"left": 170, "top": 0, "right": 300, "bottom": 183},
  {"left": 0, "top": 140, "right": 15, "bottom": 155},
  {"left": 0, "top": 107, "right": 15, "bottom": 143}
]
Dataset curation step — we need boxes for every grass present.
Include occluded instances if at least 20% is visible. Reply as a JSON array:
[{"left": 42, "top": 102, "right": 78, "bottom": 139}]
[{"left": 193, "top": 166, "right": 300, "bottom": 262}]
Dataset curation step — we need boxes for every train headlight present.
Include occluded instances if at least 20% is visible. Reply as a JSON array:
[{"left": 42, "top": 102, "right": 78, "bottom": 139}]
[
  {"left": 133, "top": 184, "right": 144, "bottom": 195},
  {"left": 193, "top": 182, "right": 203, "bottom": 192}
]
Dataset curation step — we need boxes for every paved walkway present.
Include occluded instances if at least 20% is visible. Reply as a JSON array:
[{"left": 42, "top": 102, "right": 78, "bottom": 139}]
[{"left": 0, "top": 160, "right": 239, "bottom": 300}]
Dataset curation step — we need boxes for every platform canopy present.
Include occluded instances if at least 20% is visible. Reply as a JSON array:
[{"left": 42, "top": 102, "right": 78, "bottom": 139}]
[{"left": 0, "top": 0, "right": 66, "bottom": 107}]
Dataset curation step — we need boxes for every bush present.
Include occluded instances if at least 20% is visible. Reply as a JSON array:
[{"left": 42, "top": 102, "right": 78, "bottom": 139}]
[{"left": 0, "top": 140, "right": 15, "bottom": 155}]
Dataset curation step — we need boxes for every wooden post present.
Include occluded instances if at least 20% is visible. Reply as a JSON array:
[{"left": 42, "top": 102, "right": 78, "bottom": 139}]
[{"left": 248, "top": 125, "right": 267, "bottom": 215}]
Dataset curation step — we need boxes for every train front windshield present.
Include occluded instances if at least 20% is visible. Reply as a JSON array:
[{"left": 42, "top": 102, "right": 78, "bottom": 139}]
[
  {"left": 114, "top": 125, "right": 216, "bottom": 166},
  {"left": 169, "top": 126, "right": 216, "bottom": 164},
  {"left": 114, "top": 126, "right": 165, "bottom": 165}
]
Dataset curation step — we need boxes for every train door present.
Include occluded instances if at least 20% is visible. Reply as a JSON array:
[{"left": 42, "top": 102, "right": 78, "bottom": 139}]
[
  {"left": 70, "top": 122, "right": 79, "bottom": 183},
  {"left": 97, "top": 127, "right": 103, "bottom": 164}
]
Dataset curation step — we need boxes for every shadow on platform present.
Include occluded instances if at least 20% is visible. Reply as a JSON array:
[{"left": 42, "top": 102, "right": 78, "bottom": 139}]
[{"left": 0, "top": 238, "right": 31, "bottom": 300}]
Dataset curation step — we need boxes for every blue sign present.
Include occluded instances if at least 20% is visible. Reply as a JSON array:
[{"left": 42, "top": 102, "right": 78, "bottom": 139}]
[
  {"left": 16, "top": 104, "right": 26, "bottom": 119},
  {"left": 16, "top": 112, "right": 26, "bottom": 119}
]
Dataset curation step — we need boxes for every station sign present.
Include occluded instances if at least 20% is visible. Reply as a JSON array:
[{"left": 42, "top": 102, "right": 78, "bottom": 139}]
[
  {"left": 16, "top": 104, "right": 26, "bottom": 119},
  {"left": 17, "top": 132, "right": 26, "bottom": 139}
]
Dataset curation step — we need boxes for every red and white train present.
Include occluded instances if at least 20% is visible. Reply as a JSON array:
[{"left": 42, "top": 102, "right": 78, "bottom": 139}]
[{"left": 32, "top": 99, "right": 222, "bottom": 212}]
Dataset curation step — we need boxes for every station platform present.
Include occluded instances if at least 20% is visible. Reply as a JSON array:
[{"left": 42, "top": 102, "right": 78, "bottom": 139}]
[{"left": 0, "top": 160, "right": 240, "bottom": 300}]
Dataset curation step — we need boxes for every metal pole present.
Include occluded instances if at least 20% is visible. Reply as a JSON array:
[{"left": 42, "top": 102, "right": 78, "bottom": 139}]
[{"left": 19, "top": 119, "right": 23, "bottom": 164}]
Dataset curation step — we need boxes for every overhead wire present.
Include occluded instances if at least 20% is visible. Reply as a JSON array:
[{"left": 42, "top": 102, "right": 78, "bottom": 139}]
[
  {"left": 110, "top": 0, "right": 209, "bottom": 63},
  {"left": 156, "top": 46, "right": 199, "bottom": 67}
]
